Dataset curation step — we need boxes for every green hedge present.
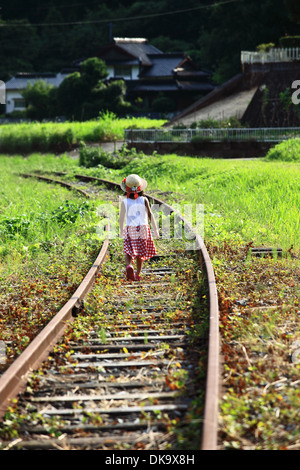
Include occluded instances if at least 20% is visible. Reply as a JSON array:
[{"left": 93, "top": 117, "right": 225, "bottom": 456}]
[
  {"left": 265, "top": 138, "right": 300, "bottom": 161},
  {"left": 279, "top": 36, "right": 300, "bottom": 48}
]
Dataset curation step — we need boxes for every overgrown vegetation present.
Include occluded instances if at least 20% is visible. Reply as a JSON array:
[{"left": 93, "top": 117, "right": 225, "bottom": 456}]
[
  {"left": 265, "top": 138, "right": 300, "bottom": 161},
  {"left": 76, "top": 147, "right": 299, "bottom": 250},
  {"left": 214, "top": 242, "right": 299, "bottom": 450},
  {"left": 0, "top": 113, "right": 165, "bottom": 153},
  {"left": 0, "top": 156, "right": 100, "bottom": 364},
  {"left": 22, "top": 58, "right": 133, "bottom": 121}
]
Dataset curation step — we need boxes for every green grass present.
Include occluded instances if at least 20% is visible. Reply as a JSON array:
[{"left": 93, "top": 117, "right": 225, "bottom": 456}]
[
  {"left": 265, "top": 138, "right": 300, "bottom": 162},
  {"left": 0, "top": 114, "right": 165, "bottom": 153},
  {"left": 5, "top": 150, "right": 299, "bottom": 251},
  {"left": 0, "top": 153, "right": 109, "bottom": 362},
  {"left": 74, "top": 151, "right": 299, "bottom": 251},
  {"left": 0, "top": 155, "right": 96, "bottom": 274}
]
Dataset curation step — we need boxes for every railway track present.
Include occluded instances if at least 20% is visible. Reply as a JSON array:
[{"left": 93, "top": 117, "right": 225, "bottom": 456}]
[{"left": 0, "top": 173, "right": 219, "bottom": 451}]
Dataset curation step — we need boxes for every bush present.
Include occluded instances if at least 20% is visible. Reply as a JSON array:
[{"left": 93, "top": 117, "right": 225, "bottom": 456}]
[
  {"left": 49, "top": 200, "right": 92, "bottom": 225},
  {"left": 0, "top": 215, "right": 31, "bottom": 238},
  {"left": 265, "top": 139, "right": 300, "bottom": 161},
  {"left": 256, "top": 42, "right": 275, "bottom": 52},
  {"left": 151, "top": 93, "right": 176, "bottom": 113},
  {"left": 47, "top": 128, "right": 75, "bottom": 152},
  {"left": 279, "top": 36, "right": 300, "bottom": 48},
  {"left": 196, "top": 117, "right": 244, "bottom": 128},
  {"left": 79, "top": 142, "right": 144, "bottom": 169}
]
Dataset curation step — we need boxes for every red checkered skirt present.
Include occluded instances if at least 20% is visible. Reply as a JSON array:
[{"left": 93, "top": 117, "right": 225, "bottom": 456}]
[{"left": 123, "top": 224, "right": 157, "bottom": 261}]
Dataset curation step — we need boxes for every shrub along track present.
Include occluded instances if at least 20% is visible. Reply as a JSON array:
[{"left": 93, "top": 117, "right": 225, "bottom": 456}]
[{"left": 0, "top": 173, "right": 219, "bottom": 450}]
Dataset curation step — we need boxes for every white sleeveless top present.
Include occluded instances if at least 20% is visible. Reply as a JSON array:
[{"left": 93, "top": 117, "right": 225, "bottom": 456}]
[{"left": 124, "top": 196, "right": 148, "bottom": 227}]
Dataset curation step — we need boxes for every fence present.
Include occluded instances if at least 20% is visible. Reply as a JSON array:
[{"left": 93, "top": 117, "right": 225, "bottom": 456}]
[
  {"left": 125, "top": 127, "right": 300, "bottom": 143},
  {"left": 241, "top": 48, "right": 300, "bottom": 64}
]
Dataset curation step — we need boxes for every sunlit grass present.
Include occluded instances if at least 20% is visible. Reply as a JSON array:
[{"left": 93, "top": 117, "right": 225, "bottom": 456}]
[
  {"left": 0, "top": 114, "right": 165, "bottom": 153},
  {"left": 8, "top": 149, "right": 298, "bottom": 251},
  {"left": 80, "top": 152, "right": 299, "bottom": 251}
]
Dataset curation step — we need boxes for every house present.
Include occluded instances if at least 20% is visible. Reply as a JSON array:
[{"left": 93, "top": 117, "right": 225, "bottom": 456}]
[
  {"left": 77, "top": 37, "right": 215, "bottom": 112},
  {"left": 5, "top": 70, "right": 73, "bottom": 114},
  {"left": 5, "top": 37, "right": 215, "bottom": 116}
]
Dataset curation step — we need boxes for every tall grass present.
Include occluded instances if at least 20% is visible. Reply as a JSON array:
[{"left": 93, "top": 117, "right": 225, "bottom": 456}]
[
  {"left": 265, "top": 138, "right": 300, "bottom": 162},
  {"left": 82, "top": 152, "right": 299, "bottom": 250},
  {"left": 2, "top": 150, "right": 298, "bottom": 251},
  {"left": 0, "top": 155, "right": 97, "bottom": 275},
  {"left": 0, "top": 114, "right": 165, "bottom": 154}
]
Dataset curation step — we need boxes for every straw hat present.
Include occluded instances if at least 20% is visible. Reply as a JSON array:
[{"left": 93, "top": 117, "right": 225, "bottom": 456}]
[{"left": 120, "top": 174, "right": 147, "bottom": 193}]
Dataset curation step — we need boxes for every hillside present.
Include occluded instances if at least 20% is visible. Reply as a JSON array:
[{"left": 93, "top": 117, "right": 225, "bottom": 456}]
[{"left": 0, "top": 0, "right": 298, "bottom": 85}]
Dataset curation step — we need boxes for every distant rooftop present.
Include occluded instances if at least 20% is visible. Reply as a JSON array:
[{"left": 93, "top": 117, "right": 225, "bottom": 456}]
[
  {"left": 112, "top": 37, "right": 162, "bottom": 66},
  {"left": 140, "top": 53, "right": 185, "bottom": 78},
  {"left": 113, "top": 38, "right": 148, "bottom": 43},
  {"left": 6, "top": 71, "right": 71, "bottom": 90}
]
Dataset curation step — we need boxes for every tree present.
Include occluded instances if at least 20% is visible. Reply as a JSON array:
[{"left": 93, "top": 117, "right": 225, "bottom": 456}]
[
  {"left": 22, "top": 79, "right": 58, "bottom": 120},
  {"left": 57, "top": 58, "right": 132, "bottom": 120},
  {"left": 56, "top": 72, "right": 84, "bottom": 120}
]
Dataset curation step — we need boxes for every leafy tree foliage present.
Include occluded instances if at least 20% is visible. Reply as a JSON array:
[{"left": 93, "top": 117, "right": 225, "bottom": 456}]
[
  {"left": 22, "top": 80, "right": 58, "bottom": 120},
  {"left": 1, "top": 0, "right": 300, "bottom": 84},
  {"left": 22, "top": 57, "right": 132, "bottom": 120}
]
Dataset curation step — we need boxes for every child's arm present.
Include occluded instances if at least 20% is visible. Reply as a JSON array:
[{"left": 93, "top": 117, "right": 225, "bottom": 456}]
[
  {"left": 119, "top": 199, "right": 126, "bottom": 237},
  {"left": 145, "top": 198, "right": 159, "bottom": 239}
]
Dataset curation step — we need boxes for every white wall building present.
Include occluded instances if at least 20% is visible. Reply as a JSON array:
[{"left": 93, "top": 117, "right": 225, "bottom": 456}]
[{"left": 5, "top": 71, "right": 71, "bottom": 114}]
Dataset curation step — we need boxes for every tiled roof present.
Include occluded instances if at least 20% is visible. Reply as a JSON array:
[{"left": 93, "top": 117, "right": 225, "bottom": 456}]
[
  {"left": 6, "top": 72, "right": 70, "bottom": 90},
  {"left": 113, "top": 38, "right": 162, "bottom": 66},
  {"left": 140, "top": 54, "right": 184, "bottom": 77}
]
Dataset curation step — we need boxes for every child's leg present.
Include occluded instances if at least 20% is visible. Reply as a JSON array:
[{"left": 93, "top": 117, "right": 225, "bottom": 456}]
[
  {"left": 136, "top": 257, "right": 143, "bottom": 277},
  {"left": 125, "top": 254, "right": 135, "bottom": 280},
  {"left": 125, "top": 254, "right": 132, "bottom": 266}
]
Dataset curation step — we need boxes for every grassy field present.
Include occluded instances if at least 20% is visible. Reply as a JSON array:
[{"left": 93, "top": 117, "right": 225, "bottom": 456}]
[
  {"left": 71, "top": 149, "right": 299, "bottom": 252},
  {"left": 4, "top": 148, "right": 299, "bottom": 251},
  {"left": 0, "top": 114, "right": 166, "bottom": 154}
]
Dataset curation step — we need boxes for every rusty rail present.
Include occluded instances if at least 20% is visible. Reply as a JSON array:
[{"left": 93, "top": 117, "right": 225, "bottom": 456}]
[{"left": 0, "top": 173, "right": 219, "bottom": 450}]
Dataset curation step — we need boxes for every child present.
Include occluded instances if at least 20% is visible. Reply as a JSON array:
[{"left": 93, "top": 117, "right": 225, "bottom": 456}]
[{"left": 119, "top": 174, "right": 159, "bottom": 281}]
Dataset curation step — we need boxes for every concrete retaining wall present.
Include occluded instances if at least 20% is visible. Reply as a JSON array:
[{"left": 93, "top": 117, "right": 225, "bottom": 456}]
[{"left": 127, "top": 140, "right": 274, "bottom": 158}]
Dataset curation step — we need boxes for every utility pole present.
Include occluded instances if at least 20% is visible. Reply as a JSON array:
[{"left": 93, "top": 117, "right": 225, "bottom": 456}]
[{"left": 109, "top": 22, "right": 114, "bottom": 42}]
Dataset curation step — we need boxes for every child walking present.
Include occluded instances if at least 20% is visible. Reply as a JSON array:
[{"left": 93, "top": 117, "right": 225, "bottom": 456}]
[{"left": 119, "top": 174, "right": 159, "bottom": 281}]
